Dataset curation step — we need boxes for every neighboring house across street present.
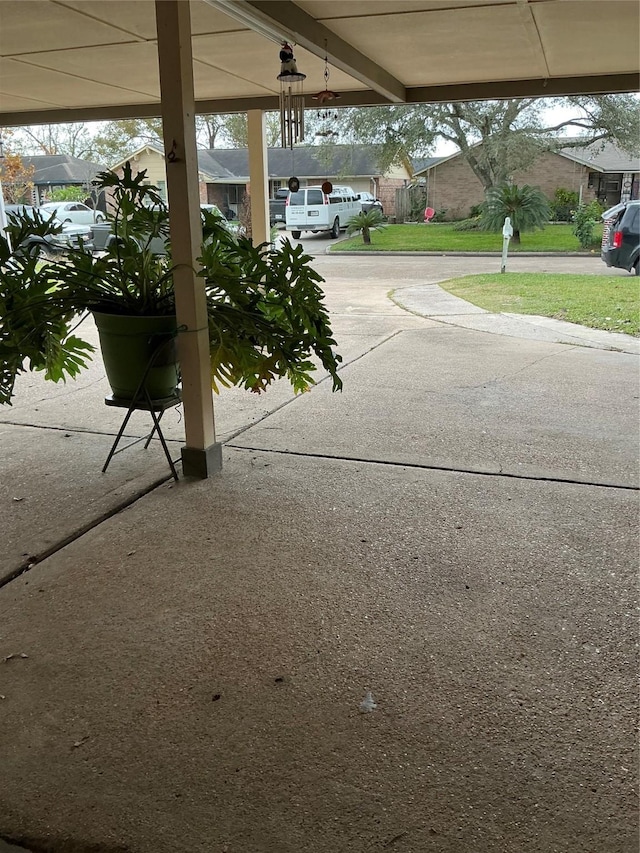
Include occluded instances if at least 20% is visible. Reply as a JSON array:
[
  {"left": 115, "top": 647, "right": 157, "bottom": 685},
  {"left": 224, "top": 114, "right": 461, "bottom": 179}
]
[
  {"left": 19, "top": 154, "right": 106, "bottom": 209},
  {"left": 413, "top": 140, "right": 640, "bottom": 220},
  {"left": 110, "top": 144, "right": 412, "bottom": 218}
]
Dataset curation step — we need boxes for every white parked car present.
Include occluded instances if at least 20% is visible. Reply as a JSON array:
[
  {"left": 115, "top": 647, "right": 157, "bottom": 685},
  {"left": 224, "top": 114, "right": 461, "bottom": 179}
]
[
  {"left": 39, "top": 201, "right": 105, "bottom": 225},
  {"left": 357, "top": 191, "right": 384, "bottom": 214}
]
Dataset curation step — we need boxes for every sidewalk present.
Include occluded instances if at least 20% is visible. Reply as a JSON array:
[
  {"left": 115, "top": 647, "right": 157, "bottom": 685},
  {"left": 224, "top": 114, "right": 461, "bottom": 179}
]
[
  {"left": 392, "top": 283, "right": 640, "bottom": 354},
  {"left": 0, "top": 255, "right": 637, "bottom": 853}
]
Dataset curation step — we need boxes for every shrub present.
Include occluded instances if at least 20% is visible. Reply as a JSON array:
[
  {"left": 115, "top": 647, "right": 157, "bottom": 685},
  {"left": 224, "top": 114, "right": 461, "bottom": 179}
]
[
  {"left": 453, "top": 217, "right": 483, "bottom": 231},
  {"left": 49, "top": 186, "right": 88, "bottom": 203},
  {"left": 346, "top": 209, "right": 387, "bottom": 244},
  {"left": 572, "top": 200, "right": 605, "bottom": 249},
  {"left": 550, "top": 188, "right": 579, "bottom": 222},
  {"left": 481, "top": 184, "right": 550, "bottom": 244}
]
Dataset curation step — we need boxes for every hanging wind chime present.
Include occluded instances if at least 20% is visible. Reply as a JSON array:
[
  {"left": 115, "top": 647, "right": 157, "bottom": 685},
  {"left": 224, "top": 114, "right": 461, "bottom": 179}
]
[
  {"left": 313, "top": 49, "right": 341, "bottom": 138},
  {"left": 278, "top": 42, "right": 306, "bottom": 149}
]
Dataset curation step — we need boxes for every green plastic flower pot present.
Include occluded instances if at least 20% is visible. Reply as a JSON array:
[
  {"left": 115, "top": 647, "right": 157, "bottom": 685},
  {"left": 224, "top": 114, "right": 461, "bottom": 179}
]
[{"left": 92, "top": 312, "right": 179, "bottom": 402}]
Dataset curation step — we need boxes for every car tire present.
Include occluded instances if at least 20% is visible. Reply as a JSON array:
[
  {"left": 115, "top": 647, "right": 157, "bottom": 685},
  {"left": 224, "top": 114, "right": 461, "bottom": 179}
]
[
  {"left": 291, "top": 230, "right": 301, "bottom": 239},
  {"left": 634, "top": 260, "right": 640, "bottom": 276},
  {"left": 330, "top": 217, "right": 340, "bottom": 239}
]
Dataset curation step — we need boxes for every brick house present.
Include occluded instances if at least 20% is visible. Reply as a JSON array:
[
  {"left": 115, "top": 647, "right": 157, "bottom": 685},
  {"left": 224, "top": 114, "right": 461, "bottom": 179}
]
[
  {"left": 111, "top": 144, "right": 411, "bottom": 218},
  {"left": 414, "top": 140, "right": 640, "bottom": 220}
]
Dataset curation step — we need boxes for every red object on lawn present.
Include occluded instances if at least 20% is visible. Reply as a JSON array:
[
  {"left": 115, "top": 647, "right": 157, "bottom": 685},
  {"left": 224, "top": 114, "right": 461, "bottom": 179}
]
[{"left": 424, "top": 207, "right": 435, "bottom": 222}]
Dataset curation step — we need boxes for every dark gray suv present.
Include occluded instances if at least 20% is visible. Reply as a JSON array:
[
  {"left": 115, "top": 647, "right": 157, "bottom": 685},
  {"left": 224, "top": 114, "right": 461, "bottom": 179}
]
[{"left": 601, "top": 200, "right": 640, "bottom": 276}]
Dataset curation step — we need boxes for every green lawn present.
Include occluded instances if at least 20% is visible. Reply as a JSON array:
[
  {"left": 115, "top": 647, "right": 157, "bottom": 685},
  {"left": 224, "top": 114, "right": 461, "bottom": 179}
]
[
  {"left": 331, "top": 222, "right": 602, "bottom": 253},
  {"left": 436, "top": 273, "right": 640, "bottom": 337}
]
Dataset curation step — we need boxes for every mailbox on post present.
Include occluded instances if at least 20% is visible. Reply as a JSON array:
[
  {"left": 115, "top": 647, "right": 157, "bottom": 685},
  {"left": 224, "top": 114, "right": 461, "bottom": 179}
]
[{"left": 501, "top": 216, "right": 513, "bottom": 273}]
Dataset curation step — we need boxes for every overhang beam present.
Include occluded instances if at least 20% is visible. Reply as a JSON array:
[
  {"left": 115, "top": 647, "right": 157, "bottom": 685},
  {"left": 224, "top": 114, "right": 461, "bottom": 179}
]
[
  {"left": 0, "top": 74, "right": 638, "bottom": 128},
  {"left": 205, "top": 0, "right": 407, "bottom": 104}
]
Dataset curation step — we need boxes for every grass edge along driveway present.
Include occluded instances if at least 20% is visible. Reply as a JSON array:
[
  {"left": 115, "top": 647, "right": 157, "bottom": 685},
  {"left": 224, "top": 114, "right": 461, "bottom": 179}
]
[{"left": 436, "top": 273, "right": 640, "bottom": 337}]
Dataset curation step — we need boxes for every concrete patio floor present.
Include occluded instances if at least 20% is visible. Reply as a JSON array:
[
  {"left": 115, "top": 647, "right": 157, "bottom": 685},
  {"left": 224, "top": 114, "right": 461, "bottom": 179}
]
[{"left": 0, "top": 255, "right": 638, "bottom": 853}]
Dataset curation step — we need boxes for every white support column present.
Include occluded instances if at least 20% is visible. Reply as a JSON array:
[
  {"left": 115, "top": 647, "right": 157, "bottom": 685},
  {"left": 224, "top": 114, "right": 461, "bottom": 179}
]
[
  {"left": 247, "top": 110, "right": 270, "bottom": 246},
  {"left": 155, "top": 0, "right": 221, "bottom": 478},
  {"left": 0, "top": 181, "right": 7, "bottom": 243}
]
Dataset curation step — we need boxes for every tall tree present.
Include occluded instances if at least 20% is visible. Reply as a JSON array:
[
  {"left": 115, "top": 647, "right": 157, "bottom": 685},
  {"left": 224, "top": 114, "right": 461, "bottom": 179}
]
[
  {"left": 196, "top": 114, "right": 230, "bottom": 149},
  {"left": 221, "top": 113, "right": 282, "bottom": 148},
  {"left": 9, "top": 122, "right": 95, "bottom": 158},
  {"left": 0, "top": 153, "right": 35, "bottom": 203},
  {"left": 7, "top": 113, "right": 283, "bottom": 169},
  {"left": 91, "top": 119, "right": 163, "bottom": 164},
  {"left": 338, "top": 94, "right": 640, "bottom": 192}
]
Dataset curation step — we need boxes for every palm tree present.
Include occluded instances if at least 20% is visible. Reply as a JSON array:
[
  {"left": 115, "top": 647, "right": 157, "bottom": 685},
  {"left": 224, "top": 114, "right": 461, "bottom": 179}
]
[
  {"left": 346, "top": 209, "right": 387, "bottom": 245},
  {"left": 481, "top": 183, "right": 550, "bottom": 244}
]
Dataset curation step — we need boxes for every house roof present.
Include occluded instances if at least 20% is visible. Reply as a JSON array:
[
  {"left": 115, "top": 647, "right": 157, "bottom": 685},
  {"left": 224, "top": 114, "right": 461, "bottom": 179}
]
[
  {"left": 110, "top": 143, "right": 411, "bottom": 184},
  {"left": 558, "top": 140, "right": 640, "bottom": 173},
  {"left": 197, "top": 145, "right": 390, "bottom": 183},
  {"left": 411, "top": 156, "right": 446, "bottom": 175},
  {"left": 109, "top": 144, "right": 228, "bottom": 183},
  {"left": 0, "top": 1, "right": 637, "bottom": 126},
  {"left": 21, "top": 154, "right": 104, "bottom": 186},
  {"left": 196, "top": 150, "right": 243, "bottom": 181}
]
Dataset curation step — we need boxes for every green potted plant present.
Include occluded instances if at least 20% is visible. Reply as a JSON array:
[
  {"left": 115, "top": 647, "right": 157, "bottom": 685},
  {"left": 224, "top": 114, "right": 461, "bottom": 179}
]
[{"left": 0, "top": 164, "right": 342, "bottom": 406}]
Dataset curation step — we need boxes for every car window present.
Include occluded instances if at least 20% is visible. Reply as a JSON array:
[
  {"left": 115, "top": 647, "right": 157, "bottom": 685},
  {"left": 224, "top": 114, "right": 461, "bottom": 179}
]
[
  {"left": 628, "top": 207, "right": 640, "bottom": 232},
  {"left": 306, "top": 189, "right": 324, "bottom": 205},
  {"left": 288, "top": 190, "right": 305, "bottom": 205}
]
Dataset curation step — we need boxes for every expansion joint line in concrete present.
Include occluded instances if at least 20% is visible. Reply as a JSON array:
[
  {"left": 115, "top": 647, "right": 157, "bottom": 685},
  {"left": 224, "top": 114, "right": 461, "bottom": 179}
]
[
  {"left": 0, "top": 472, "right": 175, "bottom": 591},
  {"left": 0, "top": 420, "right": 183, "bottom": 443},
  {"left": 226, "top": 445, "right": 640, "bottom": 493}
]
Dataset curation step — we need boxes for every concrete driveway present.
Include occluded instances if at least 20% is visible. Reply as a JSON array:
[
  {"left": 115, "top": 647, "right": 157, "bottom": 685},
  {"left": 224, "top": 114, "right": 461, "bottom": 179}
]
[{"left": 0, "top": 254, "right": 637, "bottom": 853}]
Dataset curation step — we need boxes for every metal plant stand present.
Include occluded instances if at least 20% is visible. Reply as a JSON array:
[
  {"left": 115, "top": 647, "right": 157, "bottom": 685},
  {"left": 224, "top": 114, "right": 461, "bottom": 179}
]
[{"left": 101, "top": 336, "right": 182, "bottom": 481}]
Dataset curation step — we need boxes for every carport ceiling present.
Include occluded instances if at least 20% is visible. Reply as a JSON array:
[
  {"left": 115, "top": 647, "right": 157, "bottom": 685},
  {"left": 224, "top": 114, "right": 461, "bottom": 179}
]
[{"left": 0, "top": 0, "right": 638, "bottom": 125}]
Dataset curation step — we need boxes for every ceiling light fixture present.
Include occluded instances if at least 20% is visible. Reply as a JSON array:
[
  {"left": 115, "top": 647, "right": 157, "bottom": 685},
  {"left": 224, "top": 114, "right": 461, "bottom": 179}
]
[{"left": 203, "top": 0, "right": 287, "bottom": 44}]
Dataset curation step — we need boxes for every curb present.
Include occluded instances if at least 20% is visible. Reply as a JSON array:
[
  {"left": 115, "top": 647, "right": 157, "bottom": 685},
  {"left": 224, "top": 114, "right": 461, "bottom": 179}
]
[{"left": 324, "top": 249, "right": 597, "bottom": 257}]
